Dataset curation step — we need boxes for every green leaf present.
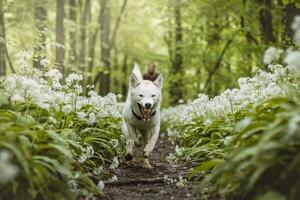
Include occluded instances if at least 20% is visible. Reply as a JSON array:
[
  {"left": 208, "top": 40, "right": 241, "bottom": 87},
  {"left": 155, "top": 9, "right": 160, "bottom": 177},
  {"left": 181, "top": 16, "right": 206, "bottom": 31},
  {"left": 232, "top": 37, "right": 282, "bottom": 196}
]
[
  {"left": 0, "top": 92, "right": 9, "bottom": 107},
  {"left": 189, "top": 159, "right": 223, "bottom": 179},
  {"left": 256, "top": 190, "right": 286, "bottom": 200},
  {"left": 33, "top": 155, "right": 72, "bottom": 177}
]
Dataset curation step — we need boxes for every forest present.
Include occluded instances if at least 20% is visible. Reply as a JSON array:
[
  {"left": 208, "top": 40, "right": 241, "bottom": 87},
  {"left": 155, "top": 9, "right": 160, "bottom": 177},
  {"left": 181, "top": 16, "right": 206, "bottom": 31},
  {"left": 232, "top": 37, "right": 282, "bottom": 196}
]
[{"left": 0, "top": 0, "right": 300, "bottom": 199}]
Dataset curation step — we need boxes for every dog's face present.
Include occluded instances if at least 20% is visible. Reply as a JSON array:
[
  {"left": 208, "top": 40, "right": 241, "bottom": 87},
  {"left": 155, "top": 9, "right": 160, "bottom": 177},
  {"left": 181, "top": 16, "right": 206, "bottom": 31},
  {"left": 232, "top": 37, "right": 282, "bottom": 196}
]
[{"left": 129, "top": 65, "right": 163, "bottom": 123}]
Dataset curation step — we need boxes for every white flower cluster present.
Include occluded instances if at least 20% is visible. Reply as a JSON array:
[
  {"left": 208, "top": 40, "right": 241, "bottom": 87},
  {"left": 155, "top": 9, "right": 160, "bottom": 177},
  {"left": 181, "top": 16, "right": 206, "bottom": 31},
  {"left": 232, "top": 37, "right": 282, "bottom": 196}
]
[
  {"left": 163, "top": 175, "right": 186, "bottom": 188},
  {"left": 68, "top": 172, "right": 102, "bottom": 199},
  {"left": 78, "top": 146, "right": 94, "bottom": 163},
  {"left": 97, "top": 180, "right": 105, "bottom": 191},
  {"left": 284, "top": 50, "right": 300, "bottom": 73},
  {"left": 284, "top": 16, "right": 300, "bottom": 73},
  {"left": 66, "top": 73, "right": 83, "bottom": 86},
  {"left": 292, "top": 15, "right": 300, "bottom": 45},
  {"left": 109, "top": 175, "right": 118, "bottom": 182},
  {"left": 15, "top": 51, "right": 32, "bottom": 72},
  {"left": 1, "top": 51, "right": 123, "bottom": 124},
  {"left": 263, "top": 47, "right": 283, "bottom": 65},
  {"left": 109, "top": 157, "right": 119, "bottom": 169},
  {"left": 93, "top": 166, "right": 104, "bottom": 175},
  {"left": 0, "top": 151, "right": 18, "bottom": 184},
  {"left": 162, "top": 64, "right": 291, "bottom": 136}
]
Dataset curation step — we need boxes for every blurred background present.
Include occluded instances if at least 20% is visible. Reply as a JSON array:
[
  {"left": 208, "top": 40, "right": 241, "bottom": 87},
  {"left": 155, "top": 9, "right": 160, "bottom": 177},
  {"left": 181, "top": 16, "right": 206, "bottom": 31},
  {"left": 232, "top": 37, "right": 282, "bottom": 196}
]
[{"left": 0, "top": 0, "right": 299, "bottom": 106}]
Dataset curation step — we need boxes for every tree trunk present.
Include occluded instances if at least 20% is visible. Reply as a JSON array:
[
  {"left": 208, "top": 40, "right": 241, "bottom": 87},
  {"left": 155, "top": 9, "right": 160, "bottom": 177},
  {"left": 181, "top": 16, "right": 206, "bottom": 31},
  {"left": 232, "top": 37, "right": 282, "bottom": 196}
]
[
  {"left": 112, "top": 47, "right": 119, "bottom": 93},
  {"left": 86, "top": 10, "right": 101, "bottom": 89},
  {"left": 259, "top": 0, "right": 276, "bottom": 43},
  {"left": 201, "top": 39, "right": 232, "bottom": 93},
  {"left": 99, "top": 0, "right": 111, "bottom": 96},
  {"left": 79, "top": 0, "right": 90, "bottom": 74},
  {"left": 33, "top": 0, "right": 48, "bottom": 69},
  {"left": 284, "top": 3, "right": 300, "bottom": 43},
  {"left": 56, "top": 0, "right": 65, "bottom": 73},
  {"left": 0, "top": 0, "right": 6, "bottom": 76},
  {"left": 86, "top": 26, "right": 98, "bottom": 89},
  {"left": 169, "top": 0, "right": 184, "bottom": 105},
  {"left": 97, "top": 0, "right": 128, "bottom": 96},
  {"left": 240, "top": 0, "right": 258, "bottom": 45},
  {"left": 68, "top": 0, "right": 77, "bottom": 66},
  {"left": 121, "top": 53, "right": 128, "bottom": 98}
]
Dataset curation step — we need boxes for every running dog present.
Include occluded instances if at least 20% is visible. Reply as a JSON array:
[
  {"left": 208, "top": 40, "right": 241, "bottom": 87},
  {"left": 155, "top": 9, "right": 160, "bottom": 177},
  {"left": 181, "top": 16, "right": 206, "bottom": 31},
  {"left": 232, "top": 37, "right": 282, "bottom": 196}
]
[{"left": 122, "top": 64, "right": 163, "bottom": 169}]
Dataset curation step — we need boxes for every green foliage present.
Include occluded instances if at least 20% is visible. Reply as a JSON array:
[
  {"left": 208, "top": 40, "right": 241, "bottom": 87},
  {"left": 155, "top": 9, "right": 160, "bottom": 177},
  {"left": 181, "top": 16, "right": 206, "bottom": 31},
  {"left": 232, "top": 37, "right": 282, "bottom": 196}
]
[
  {"left": 169, "top": 96, "right": 300, "bottom": 200},
  {"left": 0, "top": 91, "right": 124, "bottom": 199},
  {"left": 204, "top": 98, "right": 300, "bottom": 200},
  {"left": 2, "top": 0, "right": 300, "bottom": 198},
  {"left": 170, "top": 108, "right": 245, "bottom": 164},
  {"left": 3, "top": 0, "right": 298, "bottom": 103}
]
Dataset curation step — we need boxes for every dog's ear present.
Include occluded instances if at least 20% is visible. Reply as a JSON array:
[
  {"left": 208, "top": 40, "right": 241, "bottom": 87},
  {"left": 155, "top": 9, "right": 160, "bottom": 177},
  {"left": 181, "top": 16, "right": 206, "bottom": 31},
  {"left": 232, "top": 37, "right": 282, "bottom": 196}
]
[
  {"left": 154, "top": 74, "right": 163, "bottom": 89},
  {"left": 130, "top": 63, "right": 142, "bottom": 88},
  {"left": 132, "top": 63, "right": 143, "bottom": 80},
  {"left": 129, "top": 73, "right": 141, "bottom": 88}
]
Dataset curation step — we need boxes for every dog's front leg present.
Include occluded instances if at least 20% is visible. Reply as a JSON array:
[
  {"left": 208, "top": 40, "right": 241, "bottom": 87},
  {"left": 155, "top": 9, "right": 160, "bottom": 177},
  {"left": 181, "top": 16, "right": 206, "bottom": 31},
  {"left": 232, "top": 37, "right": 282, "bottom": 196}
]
[
  {"left": 124, "top": 122, "right": 137, "bottom": 161},
  {"left": 142, "top": 125, "right": 160, "bottom": 169}
]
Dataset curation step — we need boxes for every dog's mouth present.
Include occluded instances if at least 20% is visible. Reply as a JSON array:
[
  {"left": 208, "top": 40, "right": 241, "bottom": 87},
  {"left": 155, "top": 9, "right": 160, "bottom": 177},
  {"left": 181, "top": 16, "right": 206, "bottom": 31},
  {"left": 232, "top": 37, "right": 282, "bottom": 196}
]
[{"left": 137, "top": 103, "right": 151, "bottom": 123}]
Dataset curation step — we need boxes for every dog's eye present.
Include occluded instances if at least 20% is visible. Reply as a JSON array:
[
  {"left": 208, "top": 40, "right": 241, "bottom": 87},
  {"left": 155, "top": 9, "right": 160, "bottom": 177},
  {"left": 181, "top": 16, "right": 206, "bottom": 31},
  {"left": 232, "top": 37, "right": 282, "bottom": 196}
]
[
  {"left": 139, "top": 94, "right": 144, "bottom": 97},
  {"left": 151, "top": 94, "right": 156, "bottom": 97}
]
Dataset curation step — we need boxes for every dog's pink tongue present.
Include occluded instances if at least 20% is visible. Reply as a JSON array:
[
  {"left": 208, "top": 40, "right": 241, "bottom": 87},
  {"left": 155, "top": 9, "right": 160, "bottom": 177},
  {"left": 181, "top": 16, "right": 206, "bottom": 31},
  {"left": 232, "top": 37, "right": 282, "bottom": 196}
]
[{"left": 143, "top": 108, "right": 151, "bottom": 122}]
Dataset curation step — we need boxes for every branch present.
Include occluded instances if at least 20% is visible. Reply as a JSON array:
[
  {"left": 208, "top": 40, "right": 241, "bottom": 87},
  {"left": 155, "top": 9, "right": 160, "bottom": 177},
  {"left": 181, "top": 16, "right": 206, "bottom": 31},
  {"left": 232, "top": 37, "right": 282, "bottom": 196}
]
[
  {"left": 92, "top": 171, "right": 192, "bottom": 186},
  {"left": 201, "top": 39, "right": 232, "bottom": 92},
  {"left": 108, "top": 0, "right": 128, "bottom": 51},
  {"left": 93, "top": 72, "right": 101, "bottom": 86},
  {"left": 104, "top": 178, "right": 164, "bottom": 186}
]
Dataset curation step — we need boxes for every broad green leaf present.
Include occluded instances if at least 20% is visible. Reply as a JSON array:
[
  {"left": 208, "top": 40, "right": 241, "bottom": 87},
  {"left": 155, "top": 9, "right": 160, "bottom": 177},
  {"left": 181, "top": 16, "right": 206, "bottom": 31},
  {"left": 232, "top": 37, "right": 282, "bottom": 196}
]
[{"left": 189, "top": 159, "right": 223, "bottom": 179}]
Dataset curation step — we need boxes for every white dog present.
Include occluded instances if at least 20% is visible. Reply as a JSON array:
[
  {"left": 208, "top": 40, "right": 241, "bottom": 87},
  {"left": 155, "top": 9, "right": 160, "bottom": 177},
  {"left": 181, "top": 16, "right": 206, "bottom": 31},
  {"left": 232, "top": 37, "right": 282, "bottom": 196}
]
[{"left": 122, "top": 64, "right": 163, "bottom": 169}]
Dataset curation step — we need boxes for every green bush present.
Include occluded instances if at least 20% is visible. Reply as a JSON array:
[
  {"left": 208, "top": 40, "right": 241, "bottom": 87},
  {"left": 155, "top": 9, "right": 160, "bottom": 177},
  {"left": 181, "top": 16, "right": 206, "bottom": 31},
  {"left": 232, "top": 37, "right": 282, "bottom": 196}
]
[
  {"left": 0, "top": 90, "right": 124, "bottom": 199},
  {"left": 204, "top": 98, "right": 300, "bottom": 200}
]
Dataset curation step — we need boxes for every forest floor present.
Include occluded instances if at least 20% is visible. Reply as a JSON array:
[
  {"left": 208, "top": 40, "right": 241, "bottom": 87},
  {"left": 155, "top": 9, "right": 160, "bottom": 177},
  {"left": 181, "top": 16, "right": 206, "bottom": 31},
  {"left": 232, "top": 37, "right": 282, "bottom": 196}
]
[{"left": 100, "top": 133, "right": 219, "bottom": 200}]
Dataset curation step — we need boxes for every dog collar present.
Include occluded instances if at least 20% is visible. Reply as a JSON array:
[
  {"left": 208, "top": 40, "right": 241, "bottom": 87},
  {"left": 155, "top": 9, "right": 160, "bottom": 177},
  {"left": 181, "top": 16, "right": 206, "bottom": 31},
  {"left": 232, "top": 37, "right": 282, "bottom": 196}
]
[{"left": 131, "top": 106, "right": 156, "bottom": 121}]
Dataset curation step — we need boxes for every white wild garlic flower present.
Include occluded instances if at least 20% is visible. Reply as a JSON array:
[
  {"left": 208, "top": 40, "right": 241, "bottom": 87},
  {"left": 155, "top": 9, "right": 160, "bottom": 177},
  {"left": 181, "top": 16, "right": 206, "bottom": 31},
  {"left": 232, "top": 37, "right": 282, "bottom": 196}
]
[{"left": 263, "top": 47, "right": 283, "bottom": 65}]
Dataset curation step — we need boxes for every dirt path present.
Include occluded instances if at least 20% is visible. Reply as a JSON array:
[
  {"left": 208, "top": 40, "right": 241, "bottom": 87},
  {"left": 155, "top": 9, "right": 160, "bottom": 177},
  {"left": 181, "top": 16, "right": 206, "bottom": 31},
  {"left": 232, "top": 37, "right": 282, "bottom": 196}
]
[{"left": 100, "top": 134, "right": 204, "bottom": 200}]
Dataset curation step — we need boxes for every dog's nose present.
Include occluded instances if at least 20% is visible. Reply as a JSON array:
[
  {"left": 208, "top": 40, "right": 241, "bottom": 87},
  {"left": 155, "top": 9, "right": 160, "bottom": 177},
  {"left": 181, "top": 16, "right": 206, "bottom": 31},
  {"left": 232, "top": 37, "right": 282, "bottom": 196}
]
[{"left": 145, "top": 103, "right": 152, "bottom": 109}]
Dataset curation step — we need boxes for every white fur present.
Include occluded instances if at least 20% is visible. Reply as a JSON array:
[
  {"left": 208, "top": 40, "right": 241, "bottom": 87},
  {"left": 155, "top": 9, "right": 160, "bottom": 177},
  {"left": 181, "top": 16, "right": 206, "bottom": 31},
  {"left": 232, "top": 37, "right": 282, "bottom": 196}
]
[{"left": 122, "top": 64, "right": 163, "bottom": 169}]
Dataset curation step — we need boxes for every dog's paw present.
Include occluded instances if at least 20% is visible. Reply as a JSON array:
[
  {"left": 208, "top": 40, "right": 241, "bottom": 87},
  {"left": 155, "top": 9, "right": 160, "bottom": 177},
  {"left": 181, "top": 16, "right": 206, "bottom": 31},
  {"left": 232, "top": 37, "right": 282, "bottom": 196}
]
[
  {"left": 142, "top": 159, "right": 153, "bottom": 169},
  {"left": 125, "top": 153, "right": 133, "bottom": 161}
]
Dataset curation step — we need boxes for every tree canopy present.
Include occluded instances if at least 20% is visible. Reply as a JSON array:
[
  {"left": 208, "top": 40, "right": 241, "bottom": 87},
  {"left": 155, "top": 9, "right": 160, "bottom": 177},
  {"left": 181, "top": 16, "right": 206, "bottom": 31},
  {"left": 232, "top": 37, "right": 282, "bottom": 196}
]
[{"left": 0, "top": 0, "right": 299, "bottom": 105}]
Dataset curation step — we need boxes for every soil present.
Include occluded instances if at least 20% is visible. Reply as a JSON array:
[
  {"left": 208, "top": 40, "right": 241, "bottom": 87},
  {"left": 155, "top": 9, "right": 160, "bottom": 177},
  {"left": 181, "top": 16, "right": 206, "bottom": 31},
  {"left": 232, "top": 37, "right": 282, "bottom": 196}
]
[{"left": 100, "top": 133, "right": 219, "bottom": 200}]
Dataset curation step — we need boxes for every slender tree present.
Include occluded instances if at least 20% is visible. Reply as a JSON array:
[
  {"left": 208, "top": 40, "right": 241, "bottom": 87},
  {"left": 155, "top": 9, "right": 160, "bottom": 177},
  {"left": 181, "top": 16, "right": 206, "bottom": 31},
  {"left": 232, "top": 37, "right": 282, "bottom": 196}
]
[
  {"left": 96, "top": 0, "right": 128, "bottom": 96},
  {"left": 284, "top": 2, "right": 300, "bottom": 43},
  {"left": 0, "top": 1, "right": 14, "bottom": 75},
  {"left": 68, "top": 0, "right": 77, "bottom": 66},
  {"left": 0, "top": 0, "right": 6, "bottom": 75},
  {"left": 56, "top": 0, "right": 65, "bottom": 73},
  {"left": 169, "top": 0, "right": 184, "bottom": 105},
  {"left": 112, "top": 47, "right": 120, "bottom": 93},
  {"left": 240, "top": 0, "right": 258, "bottom": 45},
  {"left": 86, "top": 9, "right": 101, "bottom": 88},
  {"left": 259, "top": 0, "right": 276, "bottom": 43},
  {"left": 79, "top": 0, "right": 90, "bottom": 75},
  {"left": 33, "top": 0, "right": 48, "bottom": 69},
  {"left": 121, "top": 52, "right": 128, "bottom": 98},
  {"left": 99, "top": 0, "right": 111, "bottom": 96}
]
